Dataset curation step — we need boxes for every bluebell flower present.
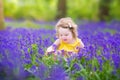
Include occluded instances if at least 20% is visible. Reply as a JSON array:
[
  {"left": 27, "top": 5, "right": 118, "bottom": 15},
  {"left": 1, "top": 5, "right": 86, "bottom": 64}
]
[{"left": 46, "top": 65, "right": 67, "bottom": 80}]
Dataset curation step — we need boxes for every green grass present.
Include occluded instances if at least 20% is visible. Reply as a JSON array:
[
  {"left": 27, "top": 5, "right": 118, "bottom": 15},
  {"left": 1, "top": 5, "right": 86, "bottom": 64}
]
[{"left": 5, "top": 20, "right": 54, "bottom": 29}]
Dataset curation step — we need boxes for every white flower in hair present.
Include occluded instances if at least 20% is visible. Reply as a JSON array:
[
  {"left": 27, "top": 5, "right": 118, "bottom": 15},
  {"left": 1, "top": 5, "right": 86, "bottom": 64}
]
[{"left": 68, "top": 23, "right": 72, "bottom": 28}]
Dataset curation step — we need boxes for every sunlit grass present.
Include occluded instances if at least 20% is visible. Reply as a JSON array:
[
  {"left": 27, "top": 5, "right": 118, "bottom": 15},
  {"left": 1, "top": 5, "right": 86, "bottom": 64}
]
[{"left": 5, "top": 20, "right": 54, "bottom": 29}]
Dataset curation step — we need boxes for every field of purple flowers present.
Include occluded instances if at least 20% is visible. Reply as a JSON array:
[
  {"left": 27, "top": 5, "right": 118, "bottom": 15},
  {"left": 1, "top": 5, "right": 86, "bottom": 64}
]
[{"left": 0, "top": 20, "right": 120, "bottom": 80}]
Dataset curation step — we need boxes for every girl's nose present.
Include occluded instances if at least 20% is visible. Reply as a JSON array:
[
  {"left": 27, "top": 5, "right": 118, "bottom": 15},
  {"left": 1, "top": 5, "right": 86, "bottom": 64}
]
[{"left": 62, "top": 36, "right": 66, "bottom": 39}]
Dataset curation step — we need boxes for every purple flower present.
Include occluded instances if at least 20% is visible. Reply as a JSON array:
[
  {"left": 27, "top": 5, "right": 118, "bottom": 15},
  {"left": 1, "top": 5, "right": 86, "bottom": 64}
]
[
  {"left": 46, "top": 65, "right": 67, "bottom": 80},
  {"left": 73, "top": 63, "right": 81, "bottom": 71}
]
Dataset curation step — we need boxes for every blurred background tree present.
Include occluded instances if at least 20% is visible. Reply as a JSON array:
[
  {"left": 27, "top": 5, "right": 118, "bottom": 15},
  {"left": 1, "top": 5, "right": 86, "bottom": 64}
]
[
  {"left": 0, "top": 0, "right": 5, "bottom": 30},
  {"left": 3, "top": 0, "right": 120, "bottom": 21},
  {"left": 99, "top": 0, "right": 112, "bottom": 21},
  {"left": 56, "top": 0, "right": 66, "bottom": 19}
]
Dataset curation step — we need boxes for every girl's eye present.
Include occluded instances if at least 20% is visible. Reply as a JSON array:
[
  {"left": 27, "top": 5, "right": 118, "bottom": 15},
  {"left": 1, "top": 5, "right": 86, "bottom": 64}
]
[
  {"left": 60, "top": 35, "right": 63, "bottom": 36},
  {"left": 65, "top": 34, "right": 68, "bottom": 36}
]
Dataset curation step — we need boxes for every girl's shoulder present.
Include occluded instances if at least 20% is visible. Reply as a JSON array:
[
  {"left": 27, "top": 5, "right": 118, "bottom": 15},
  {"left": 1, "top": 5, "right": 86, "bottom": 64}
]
[
  {"left": 77, "top": 38, "right": 84, "bottom": 48},
  {"left": 76, "top": 38, "right": 81, "bottom": 42}
]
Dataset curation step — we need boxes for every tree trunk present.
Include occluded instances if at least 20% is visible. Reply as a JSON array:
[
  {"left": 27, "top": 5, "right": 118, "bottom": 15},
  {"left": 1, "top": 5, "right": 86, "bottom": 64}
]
[
  {"left": 56, "top": 0, "right": 67, "bottom": 19},
  {"left": 0, "top": 0, "right": 5, "bottom": 30},
  {"left": 99, "top": 0, "right": 112, "bottom": 21}
]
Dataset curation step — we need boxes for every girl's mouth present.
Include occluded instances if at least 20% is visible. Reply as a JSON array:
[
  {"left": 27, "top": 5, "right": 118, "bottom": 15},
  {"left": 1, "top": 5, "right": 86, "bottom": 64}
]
[{"left": 63, "top": 39, "right": 67, "bottom": 41}]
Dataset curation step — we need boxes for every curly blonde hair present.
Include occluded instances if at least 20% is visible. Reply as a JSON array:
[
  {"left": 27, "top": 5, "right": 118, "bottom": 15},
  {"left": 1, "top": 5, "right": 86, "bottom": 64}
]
[{"left": 55, "top": 17, "right": 78, "bottom": 39}]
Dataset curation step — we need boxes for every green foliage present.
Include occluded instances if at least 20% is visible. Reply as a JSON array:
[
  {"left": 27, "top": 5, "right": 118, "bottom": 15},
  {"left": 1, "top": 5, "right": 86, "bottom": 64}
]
[
  {"left": 110, "top": 0, "right": 120, "bottom": 20},
  {"left": 4, "top": 0, "right": 57, "bottom": 21},
  {"left": 5, "top": 20, "right": 54, "bottom": 29},
  {"left": 3, "top": 0, "right": 120, "bottom": 20},
  {"left": 67, "top": 0, "right": 99, "bottom": 20},
  {"left": 31, "top": 44, "right": 38, "bottom": 65},
  {"left": 24, "top": 44, "right": 40, "bottom": 70},
  {"left": 41, "top": 55, "right": 58, "bottom": 68}
]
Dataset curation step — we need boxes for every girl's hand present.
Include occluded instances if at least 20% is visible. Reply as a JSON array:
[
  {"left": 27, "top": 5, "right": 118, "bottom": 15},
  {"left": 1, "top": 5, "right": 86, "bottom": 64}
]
[{"left": 46, "top": 46, "right": 54, "bottom": 54}]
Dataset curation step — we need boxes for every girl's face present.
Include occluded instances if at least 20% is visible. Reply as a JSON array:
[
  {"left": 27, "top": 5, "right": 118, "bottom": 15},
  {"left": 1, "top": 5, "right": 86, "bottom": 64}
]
[{"left": 58, "top": 27, "right": 73, "bottom": 43}]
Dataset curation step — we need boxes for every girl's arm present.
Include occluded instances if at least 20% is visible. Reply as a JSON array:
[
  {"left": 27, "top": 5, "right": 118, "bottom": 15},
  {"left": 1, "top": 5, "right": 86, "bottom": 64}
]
[
  {"left": 46, "top": 39, "right": 60, "bottom": 53},
  {"left": 79, "top": 39, "right": 84, "bottom": 48}
]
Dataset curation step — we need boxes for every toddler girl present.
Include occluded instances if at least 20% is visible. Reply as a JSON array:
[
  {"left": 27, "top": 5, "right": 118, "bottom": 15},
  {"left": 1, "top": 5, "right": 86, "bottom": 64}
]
[{"left": 46, "top": 17, "right": 84, "bottom": 57}]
